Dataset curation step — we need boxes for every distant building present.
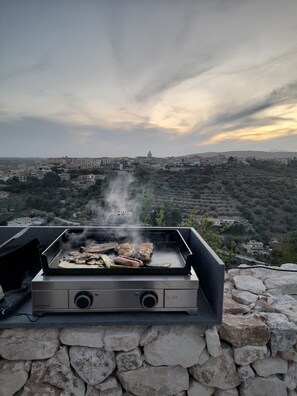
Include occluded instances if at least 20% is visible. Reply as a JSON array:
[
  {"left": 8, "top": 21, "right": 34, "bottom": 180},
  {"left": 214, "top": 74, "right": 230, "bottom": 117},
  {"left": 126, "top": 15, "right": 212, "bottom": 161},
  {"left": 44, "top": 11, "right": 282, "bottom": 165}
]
[
  {"left": 147, "top": 150, "right": 152, "bottom": 158},
  {"left": 7, "top": 216, "right": 45, "bottom": 227}
]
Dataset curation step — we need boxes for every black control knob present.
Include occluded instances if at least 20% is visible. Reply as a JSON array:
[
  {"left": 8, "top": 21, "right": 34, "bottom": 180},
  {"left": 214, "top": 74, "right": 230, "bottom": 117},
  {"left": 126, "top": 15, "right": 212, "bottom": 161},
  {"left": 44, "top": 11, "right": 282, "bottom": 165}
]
[
  {"left": 74, "top": 291, "right": 93, "bottom": 309},
  {"left": 140, "top": 291, "right": 158, "bottom": 309}
]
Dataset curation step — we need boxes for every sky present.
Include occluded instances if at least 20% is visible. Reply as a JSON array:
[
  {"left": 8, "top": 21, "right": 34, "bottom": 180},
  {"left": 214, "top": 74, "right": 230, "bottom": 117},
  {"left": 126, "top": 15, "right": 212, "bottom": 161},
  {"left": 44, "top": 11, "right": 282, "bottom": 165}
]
[{"left": 0, "top": 0, "right": 297, "bottom": 158}]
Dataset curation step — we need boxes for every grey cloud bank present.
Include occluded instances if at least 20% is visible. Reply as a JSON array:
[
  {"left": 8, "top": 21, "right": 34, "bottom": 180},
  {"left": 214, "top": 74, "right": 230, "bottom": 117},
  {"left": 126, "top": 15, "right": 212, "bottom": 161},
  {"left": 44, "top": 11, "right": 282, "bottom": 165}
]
[{"left": 0, "top": 0, "right": 297, "bottom": 157}]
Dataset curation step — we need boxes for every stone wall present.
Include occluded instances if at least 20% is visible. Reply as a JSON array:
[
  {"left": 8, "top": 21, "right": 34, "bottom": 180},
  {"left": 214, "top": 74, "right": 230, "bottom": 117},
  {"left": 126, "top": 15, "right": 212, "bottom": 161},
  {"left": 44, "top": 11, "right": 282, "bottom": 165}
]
[{"left": 0, "top": 264, "right": 297, "bottom": 396}]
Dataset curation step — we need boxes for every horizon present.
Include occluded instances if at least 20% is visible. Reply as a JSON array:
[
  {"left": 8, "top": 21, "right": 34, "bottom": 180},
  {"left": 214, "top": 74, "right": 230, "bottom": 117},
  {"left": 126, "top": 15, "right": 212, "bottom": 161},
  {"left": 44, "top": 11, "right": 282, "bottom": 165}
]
[
  {"left": 0, "top": 149, "right": 297, "bottom": 161},
  {"left": 1, "top": 0, "right": 297, "bottom": 157}
]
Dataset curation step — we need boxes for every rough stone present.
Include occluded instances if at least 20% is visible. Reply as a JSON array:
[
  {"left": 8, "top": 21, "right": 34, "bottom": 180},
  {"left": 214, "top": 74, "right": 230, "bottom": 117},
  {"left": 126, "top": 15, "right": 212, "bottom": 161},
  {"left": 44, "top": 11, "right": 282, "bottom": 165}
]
[
  {"left": 251, "top": 356, "right": 288, "bottom": 377},
  {"left": 69, "top": 346, "right": 116, "bottom": 385},
  {"left": 116, "top": 347, "right": 143, "bottom": 371},
  {"left": 187, "top": 378, "right": 214, "bottom": 396},
  {"left": 198, "top": 348, "right": 210, "bottom": 365},
  {"left": 223, "top": 296, "right": 251, "bottom": 315},
  {"left": 140, "top": 326, "right": 158, "bottom": 346},
  {"left": 219, "top": 314, "right": 269, "bottom": 347},
  {"left": 95, "top": 376, "right": 118, "bottom": 391},
  {"left": 214, "top": 389, "right": 239, "bottom": 396},
  {"left": 237, "top": 365, "right": 255, "bottom": 382},
  {"left": 0, "top": 328, "right": 60, "bottom": 360},
  {"left": 240, "top": 375, "right": 287, "bottom": 396},
  {"left": 233, "top": 275, "right": 266, "bottom": 294},
  {"left": 99, "top": 384, "right": 123, "bottom": 396},
  {"left": 231, "top": 289, "right": 258, "bottom": 305},
  {"left": 233, "top": 345, "right": 268, "bottom": 365},
  {"left": 143, "top": 325, "right": 205, "bottom": 367},
  {"left": 284, "top": 362, "right": 297, "bottom": 390},
  {"left": 104, "top": 327, "right": 142, "bottom": 351},
  {"left": 60, "top": 327, "right": 104, "bottom": 348},
  {"left": 189, "top": 346, "right": 240, "bottom": 390},
  {"left": 205, "top": 326, "right": 222, "bottom": 358},
  {"left": 21, "top": 381, "right": 70, "bottom": 395},
  {"left": 264, "top": 273, "right": 297, "bottom": 294},
  {"left": 279, "top": 349, "right": 297, "bottom": 362},
  {"left": 86, "top": 385, "right": 100, "bottom": 396},
  {"left": 117, "top": 365, "right": 189, "bottom": 396},
  {"left": 0, "top": 361, "right": 30, "bottom": 396},
  {"left": 261, "top": 312, "right": 297, "bottom": 355},
  {"left": 272, "top": 295, "right": 297, "bottom": 325},
  {"left": 25, "top": 350, "right": 85, "bottom": 396}
]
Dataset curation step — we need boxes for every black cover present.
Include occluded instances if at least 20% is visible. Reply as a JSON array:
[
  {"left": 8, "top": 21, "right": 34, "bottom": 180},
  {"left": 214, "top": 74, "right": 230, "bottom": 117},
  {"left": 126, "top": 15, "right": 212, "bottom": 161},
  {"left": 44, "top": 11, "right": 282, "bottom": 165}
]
[{"left": 0, "top": 238, "right": 42, "bottom": 318}]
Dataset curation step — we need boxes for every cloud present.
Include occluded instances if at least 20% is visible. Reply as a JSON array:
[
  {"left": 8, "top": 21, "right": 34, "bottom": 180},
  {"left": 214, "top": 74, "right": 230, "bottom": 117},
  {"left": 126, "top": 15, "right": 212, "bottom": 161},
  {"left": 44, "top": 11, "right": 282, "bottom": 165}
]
[{"left": 0, "top": 58, "right": 51, "bottom": 83}]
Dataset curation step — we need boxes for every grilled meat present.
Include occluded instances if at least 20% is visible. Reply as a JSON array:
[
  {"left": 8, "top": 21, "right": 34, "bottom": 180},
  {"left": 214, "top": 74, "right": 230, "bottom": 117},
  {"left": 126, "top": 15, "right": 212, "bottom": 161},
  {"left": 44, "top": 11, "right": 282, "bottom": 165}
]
[
  {"left": 115, "top": 243, "right": 135, "bottom": 258},
  {"left": 137, "top": 242, "right": 153, "bottom": 262}
]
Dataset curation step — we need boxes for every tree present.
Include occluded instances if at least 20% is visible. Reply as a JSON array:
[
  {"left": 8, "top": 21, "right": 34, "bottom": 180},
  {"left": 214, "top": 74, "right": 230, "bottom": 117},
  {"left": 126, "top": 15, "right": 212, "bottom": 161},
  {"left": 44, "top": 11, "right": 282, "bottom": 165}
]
[{"left": 156, "top": 202, "right": 165, "bottom": 226}]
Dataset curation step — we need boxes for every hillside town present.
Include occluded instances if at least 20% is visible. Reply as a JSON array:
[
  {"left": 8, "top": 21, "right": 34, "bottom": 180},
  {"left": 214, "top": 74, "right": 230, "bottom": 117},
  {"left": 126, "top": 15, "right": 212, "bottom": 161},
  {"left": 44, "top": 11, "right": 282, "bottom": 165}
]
[{"left": 0, "top": 152, "right": 297, "bottom": 266}]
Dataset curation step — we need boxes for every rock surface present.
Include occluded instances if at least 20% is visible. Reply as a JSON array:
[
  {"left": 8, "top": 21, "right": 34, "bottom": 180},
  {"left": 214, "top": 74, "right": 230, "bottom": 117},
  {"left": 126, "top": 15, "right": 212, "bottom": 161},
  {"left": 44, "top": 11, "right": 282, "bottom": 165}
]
[
  {"left": 251, "top": 356, "right": 288, "bottom": 377},
  {"left": 187, "top": 378, "right": 214, "bottom": 396},
  {"left": 116, "top": 347, "right": 143, "bottom": 371},
  {"left": 219, "top": 314, "right": 270, "bottom": 347},
  {"left": 117, "top": 365, "right": 189, "bottom": 396},
  {"left": 205, "top": 326, "right": 222, "bottom": 358},
  {"left": 240, "top": 375, "right": 287, "bottom": 396},
  {"left": 233, "top": 275, "right": 266, "bottom": 294},
  {"left": 0, "top": 361, "right": 30, "bottom": 396},
  {"left": 104, "top": 327, "right": 142, "bottom": 352},
  {"left": 189, "top": 346, "right": 240, "bottom": 390},
  {"left": 69, "top": 346, "right": 116, "bottom": 385},
  {"left": 60, "top": 327, "right": 104, "bottom": 348},
  {"left": 0, "top": 328, "right": 60, "bottom": 360},
  {"left": 143, "top": 325, "right": 205, "bottom": 367},
  {"left": 233, "top": 345, "right": 268, "bottom": 365}
]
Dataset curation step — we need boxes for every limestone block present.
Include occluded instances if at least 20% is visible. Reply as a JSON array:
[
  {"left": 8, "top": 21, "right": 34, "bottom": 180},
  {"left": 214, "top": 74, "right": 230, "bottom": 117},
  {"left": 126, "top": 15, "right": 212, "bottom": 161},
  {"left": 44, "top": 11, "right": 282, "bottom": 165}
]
[
  {"left": 219, "top": 314, "right": 269, "bottom": 347},
  {"left": 240, "top": 375, "right": 287, "bottom": 396},
  {"left": 116, "top": 347, "right": 143, "bottom": 371},
  {"left": 272, "top": 295, "right": 297, "bottom": 325},
  {"left": 99, "top": 384, "right": 123, "bottom": 396},
  {"left": 0, "top": 328, "right": 60, "bottom": 360},
  {"left": 188, "top": 346, "right": 240, "bottom": 390},
  {"left": 205, "top": 326, "right": 222, "bottom": 358},
  {"left": 264, "top": 273, "right": 297, "bottom": 294},
  {"left": 104, "top": 327, "right": 142, "bottom": 351},
  {"left": 187, "top": 378, "right": 214, "bottom": 396},
  {"left": 223, "top": 296, "right": 251, "bottom": 315},
  {"left": 281, "top": 263, "right": 297, "bottom": 270},
  {"left": 233, "top": 275, "right": 266, "bottom": 294},
  {"left": 231, "top": 289, "right": 258, "bottom": 305},
  {"left": 56, "top": 346, "right": 70, "bottom": 367},
  {"left": 237, "top": 365, "right": 255, "bottom": 382},
  {"left": 198, "top": 348, "right": 210, "bottom": 365},
  {"left": 60, "top": 327, "right": 104, "bottom": 348},
  {"left": 233, "top": 345, "right": 268, "bottom": 365},
  {"left": 140, "top": 326, "right": 158, "bottom": 346},
  {"left": 86, "top": 385, "right": 100, "bottom": 396},
  {"left": 0, "top": 361, "right": 30, "bottom": 396},
  {"left": 117, "top": 365, "right": 189, "bottom": 396},
  {"left": 96, "top": 376, "right": 118, "bottom": 391},
  {"left": 24, "top": 351, "right": 85, "bottom": 396},
  {"left": 214, "top": 389, "right": 239, "bottom": 396},
  {"left": 69, "top": 346, "right": 116, "bottom": 386},
  {"left": 261, "top": 312, "right": 297, "bottom": 355},
  {"left": 21, "top": 381, "right": 71, "bottom": 395},
  {"left": 251, "top": 356, "right": 288, "bottom": 377},
  {"left": 279, "top": 349, "right": 297, "bottom": 362},
  {"left": 284, "top": 362, "right": 297, "bottom": 391},
  {"left": 143, "top": 325, "right": 205, "bottom": 367}
]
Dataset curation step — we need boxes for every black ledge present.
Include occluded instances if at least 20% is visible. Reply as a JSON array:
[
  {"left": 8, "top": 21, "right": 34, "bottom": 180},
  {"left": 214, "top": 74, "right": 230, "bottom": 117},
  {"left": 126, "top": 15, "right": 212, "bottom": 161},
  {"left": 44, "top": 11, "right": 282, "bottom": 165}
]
[{"left": 0, "top": 226, "right": 224, "bottom": 329}]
